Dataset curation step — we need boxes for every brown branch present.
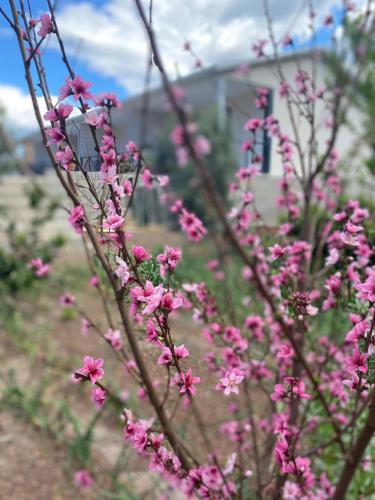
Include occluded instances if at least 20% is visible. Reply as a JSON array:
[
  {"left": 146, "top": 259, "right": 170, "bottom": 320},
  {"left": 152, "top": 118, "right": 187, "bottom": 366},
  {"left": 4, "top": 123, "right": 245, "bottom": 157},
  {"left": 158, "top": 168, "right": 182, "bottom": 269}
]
[
  {"left": 333, "top": 388, "right": 375, "bottom": 500},
  {"left": 8, "top": 0, "right": 191, "bottom": 472},
  {"left": 133, "top": 0, "right": 346, "bottom": 454}
]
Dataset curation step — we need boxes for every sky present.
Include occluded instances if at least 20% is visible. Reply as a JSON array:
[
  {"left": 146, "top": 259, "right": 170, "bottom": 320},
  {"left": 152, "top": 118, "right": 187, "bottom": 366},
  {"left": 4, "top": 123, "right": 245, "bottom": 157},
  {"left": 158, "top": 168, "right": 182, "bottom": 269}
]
[{"left": 0, "top": 0, "right": 350, "bottom": 136}]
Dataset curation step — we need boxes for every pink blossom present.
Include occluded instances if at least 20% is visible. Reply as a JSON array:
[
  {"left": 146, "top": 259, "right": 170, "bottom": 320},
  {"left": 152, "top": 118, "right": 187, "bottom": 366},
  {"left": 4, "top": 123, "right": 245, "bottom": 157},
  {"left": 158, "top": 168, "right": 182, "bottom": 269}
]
[
  {"left": 71, "top": 75, "right": 92, "bottom": 101},
  {"left": 346, "top": 320, "right": 369, "bottom": 343},
  {"left": 176, "top": 146, "right": 189, "bottom": 167},
  {"left": 326, "top": 247, "right": 339, "bottom": 265},
  {"left": 81, "top": 318, "right": 90, "bottom": 336},
  {"left": 170, "top": 84, "right": 186, "bottom": 102},
  {"left": 352, "top": 207, "right": 369, "bottom": 223},
  {"left": 159, "top": 292, "right": 184, "bottom": 312},
  {"left": 37, "top": 13, "right": 53, "bottom": 37},
  {"left": 334, "top": 211, "right": 347, "bottom": 222},
  {"left": 255, "top": 87, "right": 268, "bottom": 108},
  {"left": 158, "top": 347, "right": 173, "bottom": 366},
  {"left": 206, "top": 259, "right": 219, "bottom": 271},
  {"left": 269, "top": 244, "right": 285, "bottom": 261},
  {"left": 271, "top": 384, "right": 287, "bottom": 402},
  {"left": 123, "top": 179, "right": 133, "bottom": 196},
  {"left": 179, "top": 368, "right": 200, "bottom": 396},
  {"left": 174, "top": 344, "right": 189, "bottom": 359},
  {"left": 142, "top": 169, "right": 153, "bottom": 188},
  {"left": 46, "top": 127, "right": 65, "bottom": 145},
  {"left": 278, "top": 223, "right": 292, "bottom": 236},
  {"left": 74, "top": 469, "right": 94, "bottom": 489},
  {"left": 89, "top": 275, "right": 99, "bottom": 287},
  {"left": 126, "top": 141, "right": 139, "bottom": 159},
  {"left": 132, "top": 246, "right": 150, "bottom": 263},
  {"left": 92, "top": 387, "right": 106, "bottom": 409},
  {"left": 130, "top": 280, "right": 155, "bottom": 310},
  {"left": 29, "top": 258, "right": 50, "bottom": 277},
  {"left": 146, "top": 320, "right": 162, "bottom": 346},
  {"left": 194, "top": 135, "right": 211, "bottom": 157},
  {"left": 55, "top": 103, "right": 74, "bottom": 120},
  {"left": 252, "top": 39, "right": 267, "bottom": 58},
  {"left": 340, "top": 231, "right": 359, "bottom": 246},
  {"left": 44, "top": 103, "right": 73, "bottom": 122},
  {"left": 279, "top": 81, "right": 290, "bottom": 98},
  {"left": 103, "top": 213, "right": 124, "bottom": 230},
  {"left": 157, "top": 246, "right": 182, "bottom": 278},
  {"left": 346, "top": 221, "right": 363, "bottom": 234},
  {"left": 179, "top": 209, "right": 207, "bottom": 242},
  {"left": 141, "top": 286, "right": 164, "bottom": 315},
  {"left": 240, "top": 190, "right": 253, "bottom": 205},
  {"left": 306, "top": 304, "right": 318, "bottom": 316},
  {"left": 357, "top": 274, "right": 375, "bottom": 303},
  {"left": 79, "top": 356, "right": 104, "bottom": 383},
  {"left": 241, "top": 139, "right": 253, "bottom": 151},
  {"left": 277, "top": 344, "right": 294, "bottom": 360},
  {"left": 94, "top": 92, "right": 120, "bottom": 109},
  {"left": 157, "top": 175, "right": 169, "bottom": 187},
  {"left": 201, "top": 465, "right": 223, "bottom": 490},
  {"left": 244, "top": 118, "right": 263, "bottom": 132},
  {"left": 158, "top": 344, "right": 189, "bottom": 365},
  {"left": 114, "top": 257, "right": 130, "bottom": 286},
  {"left": 218, "top": 369, "right": 244, "bottom": 395},
  {"left": 85, "top": 111, "right": 107, "bottom": 127},
  {"left": 105, "top": 328, "right": 123, "bottom": 351},
  {"left": 271, "top": 378, "right": 311, "bottom": 401},
  {"left": 100, "top": 165, "right": 117, "bottom": 185},
  {"left": 170, "top": 123, "right": 195, "bottom": 146},
  {"left": 58, "top": 78, "right": 73, "bottom": 100},
  {"left": 348, "top": 348, "right": 368, "bottom": 374},
  {"left": 283, "top": 481, "right": 300, "bottom": 499},
  {"left": 343, "top": 372, "right": 361, "bottom": 391},
  {"left": 59, "top": 292, "right": 75, "bottom": 306},
  {"left": 55, "top": 146, "right": 74, "bottom": 170},
  {"left": 68, "top": 205, "right": 85, "bottom": 234}
]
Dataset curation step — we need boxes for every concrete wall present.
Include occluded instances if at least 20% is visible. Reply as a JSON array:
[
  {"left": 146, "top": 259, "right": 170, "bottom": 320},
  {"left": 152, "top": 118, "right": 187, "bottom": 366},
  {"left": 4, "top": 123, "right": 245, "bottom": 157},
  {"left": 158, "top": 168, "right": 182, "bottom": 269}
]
[
  {"left": 0, "top": 172, "right": 140, "bottom": 243},
  {"left": 0, "top": 173, "right": 69, "bottom": 243}
]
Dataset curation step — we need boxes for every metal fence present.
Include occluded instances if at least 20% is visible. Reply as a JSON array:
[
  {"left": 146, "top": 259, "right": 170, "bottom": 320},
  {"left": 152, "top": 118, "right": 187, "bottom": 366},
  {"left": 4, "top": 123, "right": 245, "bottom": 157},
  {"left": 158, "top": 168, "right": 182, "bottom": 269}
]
[{"left": 80, "top": 155, "right": 101, "bottom": 172}]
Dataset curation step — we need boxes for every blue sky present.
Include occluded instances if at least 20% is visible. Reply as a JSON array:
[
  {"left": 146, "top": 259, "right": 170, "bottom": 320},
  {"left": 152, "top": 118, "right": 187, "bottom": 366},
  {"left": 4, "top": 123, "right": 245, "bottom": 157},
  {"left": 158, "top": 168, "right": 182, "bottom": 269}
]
[
  {"left": 0, "top": 0, "right": 127, "bottom": 99},
  {"left": 0, "top": 0, "right": 346, "bottom": 135}
]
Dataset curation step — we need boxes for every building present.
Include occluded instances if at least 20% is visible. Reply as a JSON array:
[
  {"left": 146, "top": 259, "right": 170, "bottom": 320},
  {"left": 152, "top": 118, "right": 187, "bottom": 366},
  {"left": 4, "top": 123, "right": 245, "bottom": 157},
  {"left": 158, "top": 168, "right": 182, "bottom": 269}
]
[{"left": 20, "top": 49, "right": 368, "bottom": 223}]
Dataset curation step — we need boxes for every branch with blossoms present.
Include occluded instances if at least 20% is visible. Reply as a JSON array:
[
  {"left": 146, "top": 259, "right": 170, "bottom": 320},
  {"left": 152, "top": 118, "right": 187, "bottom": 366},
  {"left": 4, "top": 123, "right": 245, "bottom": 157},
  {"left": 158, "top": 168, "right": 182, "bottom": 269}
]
[{"left": 2, "top": 0, "right": 375, "bottom": 497}]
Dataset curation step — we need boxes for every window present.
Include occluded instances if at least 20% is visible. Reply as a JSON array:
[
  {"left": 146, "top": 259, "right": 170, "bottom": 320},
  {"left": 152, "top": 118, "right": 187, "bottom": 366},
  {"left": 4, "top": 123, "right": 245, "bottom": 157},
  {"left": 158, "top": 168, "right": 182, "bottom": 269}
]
[{"left": 261, "top": 89, "right": 273, "bottom": 173}]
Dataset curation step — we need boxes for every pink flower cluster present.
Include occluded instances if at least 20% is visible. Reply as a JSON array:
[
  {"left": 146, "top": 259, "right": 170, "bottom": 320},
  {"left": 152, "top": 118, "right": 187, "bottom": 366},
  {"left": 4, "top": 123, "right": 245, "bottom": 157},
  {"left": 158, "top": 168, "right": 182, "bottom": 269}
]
[
  {"left": 157, "top": 246, "right": 182, "bottom": 278},
  {"left": 169, "top": 200, "right": 207, "bottom": 242},
  {"left": 77, "top": 356, "right": 104, "bottom": 384},
  {"left": 68, "top": 205, "right": 85, "bottom": 234},
  {"left": 16, "top": 8, "right": 375, "bottom": 497},
  {"left": 28, "top": 258, "right": 50, "bottom": 277}
]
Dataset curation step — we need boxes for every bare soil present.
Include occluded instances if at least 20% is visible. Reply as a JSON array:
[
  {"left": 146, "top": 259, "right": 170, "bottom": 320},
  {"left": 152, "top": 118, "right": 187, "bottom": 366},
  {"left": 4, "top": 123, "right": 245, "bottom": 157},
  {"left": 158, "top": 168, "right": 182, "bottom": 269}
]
[
  {"left": 0, "top": 411, "right": 85, "bottom": 500},
  {"left": 0, "top": 227, "right": 239, "bottom": 499}
]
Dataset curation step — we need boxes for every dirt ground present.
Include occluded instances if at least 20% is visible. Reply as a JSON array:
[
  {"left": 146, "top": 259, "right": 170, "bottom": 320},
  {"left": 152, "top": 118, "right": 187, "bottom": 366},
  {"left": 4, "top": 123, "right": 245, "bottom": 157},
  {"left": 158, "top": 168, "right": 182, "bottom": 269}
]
[
  {"left": 0, "top": 411, "right": 83, "bottom": 500},
  {"left": 0, "top": 225, "right": 249, "bottom": 499},
  {"left": 0, "top": 227, "right": 215, "bottom": 499}
]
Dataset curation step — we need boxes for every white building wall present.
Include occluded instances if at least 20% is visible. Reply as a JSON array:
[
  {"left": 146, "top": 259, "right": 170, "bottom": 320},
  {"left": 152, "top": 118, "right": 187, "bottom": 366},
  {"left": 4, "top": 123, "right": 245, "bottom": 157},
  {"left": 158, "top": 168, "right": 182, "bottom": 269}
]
[
  {"left": 227, "top": 91, "right": 264, "bottom": 165},
  {"left": 230, "top": 54, "right": 368, "bottom": 179},
  {"left": 21, "top": 53, "right": 370, "bottom": 225}
]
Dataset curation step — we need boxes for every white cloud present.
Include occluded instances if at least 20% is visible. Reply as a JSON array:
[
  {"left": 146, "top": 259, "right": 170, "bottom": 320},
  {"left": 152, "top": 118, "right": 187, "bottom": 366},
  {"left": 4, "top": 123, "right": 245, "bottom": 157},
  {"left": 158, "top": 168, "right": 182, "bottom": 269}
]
[
  {"left": 0, "top": 84, "right": 60, "bottom": 138},
  {"left": 54, "top": 0, "right": 342, "bottom": 94},
  {"left": 0, "top": 84, "right": 44, "bottom": 136},
  {"left": 0, "top": 0, "right": 362, "bottom": 135}
]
